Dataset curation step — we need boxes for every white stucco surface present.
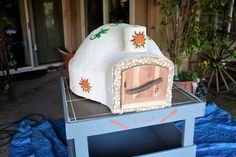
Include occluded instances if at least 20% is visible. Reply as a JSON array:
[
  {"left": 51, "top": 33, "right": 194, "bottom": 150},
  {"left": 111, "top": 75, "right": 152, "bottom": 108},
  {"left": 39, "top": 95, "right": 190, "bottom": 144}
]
[{"left": 69, "top": 23, "right": 172, "bottom": 112}]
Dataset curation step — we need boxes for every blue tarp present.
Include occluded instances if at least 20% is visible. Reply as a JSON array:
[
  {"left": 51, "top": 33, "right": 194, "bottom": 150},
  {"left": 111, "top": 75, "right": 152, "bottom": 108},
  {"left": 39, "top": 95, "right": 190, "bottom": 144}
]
[
  {"left": 176, "top": 103, "right": 236, "bottom": 157},
  {"left": 194, "top": 103, "right": 236, "bottom": 157},
  {"left": 8, "top": 119, "right": 68, "bottom": 157},
  {"left": 9, "top": 103, "right": 236, "bottom": 157}
]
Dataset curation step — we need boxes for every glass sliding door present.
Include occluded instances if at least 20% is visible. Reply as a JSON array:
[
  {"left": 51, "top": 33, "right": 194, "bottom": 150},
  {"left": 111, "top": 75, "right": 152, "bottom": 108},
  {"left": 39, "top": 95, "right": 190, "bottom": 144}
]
[
  {"left": 31, "top": 0, "right": 64, "bottom": 65},
  {"left": 109, "top": 0, "right": 129, "bottom": 23},
  {"left": 84, "top": 0, "right": 130, "bottom": 36},
  {"left": 85, "top": 0, "right": 103, "bottom": 35}
]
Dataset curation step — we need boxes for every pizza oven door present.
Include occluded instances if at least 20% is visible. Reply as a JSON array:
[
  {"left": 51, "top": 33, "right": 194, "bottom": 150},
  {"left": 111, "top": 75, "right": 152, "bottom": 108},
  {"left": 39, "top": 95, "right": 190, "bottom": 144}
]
[{"left": 121, "top": 64, "right": 169, "bottom": 110}]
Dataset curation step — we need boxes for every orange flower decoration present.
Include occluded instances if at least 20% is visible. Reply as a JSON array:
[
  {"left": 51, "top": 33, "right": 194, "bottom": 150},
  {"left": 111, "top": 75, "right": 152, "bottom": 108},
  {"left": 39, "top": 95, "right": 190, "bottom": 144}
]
[
  {"left": 79, "top": 78, "right": 91, "bottom": 93},
  {"left": 130, "top": 31, "right": 146, "bottom": 48}
]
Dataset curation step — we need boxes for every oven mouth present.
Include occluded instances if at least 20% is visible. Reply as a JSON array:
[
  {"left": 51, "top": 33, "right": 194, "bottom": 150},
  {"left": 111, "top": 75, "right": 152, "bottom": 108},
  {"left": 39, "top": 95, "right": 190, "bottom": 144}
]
[{"left": 111, "top": 56, "right": 174, "bottom": 114}]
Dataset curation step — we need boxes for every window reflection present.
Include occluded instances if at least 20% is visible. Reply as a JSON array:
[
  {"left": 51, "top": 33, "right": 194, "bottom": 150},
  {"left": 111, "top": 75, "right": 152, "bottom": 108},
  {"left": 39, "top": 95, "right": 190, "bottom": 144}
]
[
  {"left": 109, "top": 0, "right": 129, "bottom": 23},
  {"left": 44, "top": 2, "right": 54, "bottom": 30}
]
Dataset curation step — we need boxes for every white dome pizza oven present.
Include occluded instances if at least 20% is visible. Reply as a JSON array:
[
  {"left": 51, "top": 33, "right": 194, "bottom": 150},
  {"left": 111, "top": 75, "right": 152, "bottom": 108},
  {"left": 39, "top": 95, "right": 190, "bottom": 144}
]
[{"left": 69, "top": 23, "right": 174, "bottom": 114}]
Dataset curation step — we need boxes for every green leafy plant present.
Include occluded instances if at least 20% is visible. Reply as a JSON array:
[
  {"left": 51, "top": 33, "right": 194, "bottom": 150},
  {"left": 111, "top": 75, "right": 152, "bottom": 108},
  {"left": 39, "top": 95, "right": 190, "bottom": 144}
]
[
  {"left": 158, "top": 0, "right": 236, "bottom": 92},
  {"left": 176, "top": 71, "right": 199, "bottom": 82},
  {"left": 197, "top": 0, "right": 236, "bottom": 92},
  {"left": 0, "top": 1, "right": 17, "bottom": 95},
  {"left": 157, "top": 0, "right": 207, "bottom": 72},
  {"left": 198, "top": 35, "right": 236, "bottom": 92}
]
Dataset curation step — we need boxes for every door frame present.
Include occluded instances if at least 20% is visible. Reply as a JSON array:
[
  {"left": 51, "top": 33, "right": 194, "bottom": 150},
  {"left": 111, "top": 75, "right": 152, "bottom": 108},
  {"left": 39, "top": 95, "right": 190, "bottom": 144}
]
[{"left": 5, "top": 0, "right": 64, "bottom": 75}]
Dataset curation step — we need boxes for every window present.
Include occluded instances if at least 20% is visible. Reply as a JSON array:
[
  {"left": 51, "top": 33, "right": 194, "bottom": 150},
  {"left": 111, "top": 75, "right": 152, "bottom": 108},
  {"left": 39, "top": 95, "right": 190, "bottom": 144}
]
[
  {"left": 84, "top": 0, "right": 130, "bottom": 35},
  {"left": 84, "top": 0, "right": 103, "bottom": 35},
  {"left": 108, "top": 0, "right": 129, "bottom": 23}
]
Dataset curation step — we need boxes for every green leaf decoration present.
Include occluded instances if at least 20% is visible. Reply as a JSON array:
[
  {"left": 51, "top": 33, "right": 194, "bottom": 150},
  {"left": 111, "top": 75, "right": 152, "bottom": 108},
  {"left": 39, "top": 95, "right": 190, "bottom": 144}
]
[{"left": 90, "top": 28, "right": 109, "bottom": 40}]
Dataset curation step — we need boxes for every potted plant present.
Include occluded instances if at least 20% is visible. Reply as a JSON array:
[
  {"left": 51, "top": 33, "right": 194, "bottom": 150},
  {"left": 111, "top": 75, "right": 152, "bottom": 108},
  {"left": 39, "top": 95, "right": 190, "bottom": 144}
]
[
  {"left": 157, "top": 0, "right": 207, "bottom": 74},
  {"left": 58, "top": 47, "right": 74, "bottom": 70},
  {"left": 175, "top": 71, "right": 199, "bottom": 93}
]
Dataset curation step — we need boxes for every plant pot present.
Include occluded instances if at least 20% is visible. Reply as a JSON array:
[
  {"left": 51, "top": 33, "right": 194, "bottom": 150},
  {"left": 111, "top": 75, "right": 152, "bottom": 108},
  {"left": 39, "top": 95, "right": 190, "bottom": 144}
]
[
  {"left": 62, "top": 53, "right": 73, "bottom": 70},
  {"left": 175, "top": 81, "right": 193, "bottom": 93},
  {"left": 58, "top": 48, "right": 74, "bottom": 70}
]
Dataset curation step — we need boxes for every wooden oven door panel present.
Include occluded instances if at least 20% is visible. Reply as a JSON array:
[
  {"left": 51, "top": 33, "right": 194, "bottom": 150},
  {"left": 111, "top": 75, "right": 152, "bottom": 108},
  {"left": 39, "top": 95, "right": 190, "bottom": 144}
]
[{"left": 121, "top": 65, "right": 168, "bottom": 109}]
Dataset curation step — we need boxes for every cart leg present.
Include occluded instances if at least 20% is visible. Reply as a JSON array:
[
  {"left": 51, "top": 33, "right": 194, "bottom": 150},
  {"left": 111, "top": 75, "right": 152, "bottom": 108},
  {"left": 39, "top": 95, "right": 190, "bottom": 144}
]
[
  {"left": 182, "top": 118, "right": 195, "bottom": 147},
  {"left": 74, "top": 137, "right": 89, "bottom": 157}
]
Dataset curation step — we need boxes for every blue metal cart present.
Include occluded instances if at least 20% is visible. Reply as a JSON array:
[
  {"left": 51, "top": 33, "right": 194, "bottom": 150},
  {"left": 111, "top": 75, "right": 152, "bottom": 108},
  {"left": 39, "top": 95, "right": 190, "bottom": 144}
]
[{"left": 61, "top": 77, "right": 205, "bottom": 157}]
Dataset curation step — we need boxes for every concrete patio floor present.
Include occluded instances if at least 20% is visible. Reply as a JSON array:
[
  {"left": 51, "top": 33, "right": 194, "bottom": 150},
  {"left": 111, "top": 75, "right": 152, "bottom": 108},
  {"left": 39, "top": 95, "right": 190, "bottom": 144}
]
[
  {"left": 0, "top": 70, "right": 65, "bottom": 123},
  {"left": 207, "top": 89, "right": 236, "bottom": 117},
  {"left": 0, "top": 69, "right": 235, "bottom": 156}
]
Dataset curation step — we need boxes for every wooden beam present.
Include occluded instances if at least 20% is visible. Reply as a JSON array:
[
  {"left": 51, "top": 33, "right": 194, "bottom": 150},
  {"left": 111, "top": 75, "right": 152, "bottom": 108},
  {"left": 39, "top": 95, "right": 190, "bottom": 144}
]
[{"left": 64, "top": 0, "right": 73, "bottom": 53}]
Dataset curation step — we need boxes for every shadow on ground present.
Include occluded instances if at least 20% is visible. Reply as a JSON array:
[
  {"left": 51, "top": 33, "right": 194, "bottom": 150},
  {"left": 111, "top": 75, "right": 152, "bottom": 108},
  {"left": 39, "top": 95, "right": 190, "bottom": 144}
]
[{"left": 207, "top": 89, "right": 236, "bottom": 117}]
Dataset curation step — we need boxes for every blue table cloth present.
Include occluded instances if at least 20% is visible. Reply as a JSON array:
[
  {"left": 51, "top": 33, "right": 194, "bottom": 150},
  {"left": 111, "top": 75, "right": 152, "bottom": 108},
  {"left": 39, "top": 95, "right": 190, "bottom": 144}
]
[{"left": 9, "top": 103, "right": 236, "bottom": 157}]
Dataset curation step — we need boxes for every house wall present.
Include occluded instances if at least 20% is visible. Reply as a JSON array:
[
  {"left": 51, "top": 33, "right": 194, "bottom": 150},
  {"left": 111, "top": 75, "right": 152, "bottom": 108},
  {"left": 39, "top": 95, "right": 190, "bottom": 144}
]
[
  {"left": 62, "top": 0, "right": 166, "bottom": 55},
  {"left": 135, "top": 0, "right": 147, "bottom": 26},
  {"left": 146, "top": 0, "right": 168, "bottom": 57},
  {"left": 62, "top": 0, "right": 82, "bottom": 53},
  {"left": 134, "top": 0, "right": 165, "bottom": 51}
]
